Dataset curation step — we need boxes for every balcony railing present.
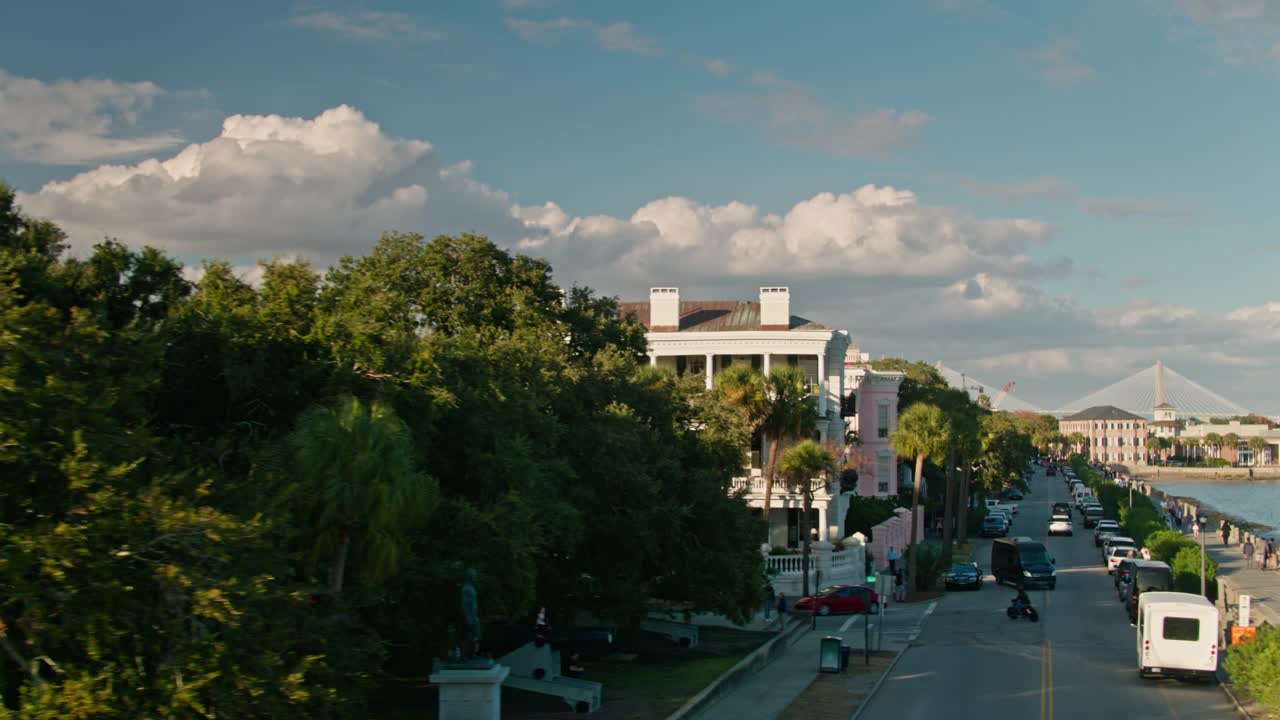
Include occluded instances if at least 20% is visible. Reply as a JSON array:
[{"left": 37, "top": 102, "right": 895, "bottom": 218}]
[{"left": 730, "top": 476, "right": 836, "bottom": 498}]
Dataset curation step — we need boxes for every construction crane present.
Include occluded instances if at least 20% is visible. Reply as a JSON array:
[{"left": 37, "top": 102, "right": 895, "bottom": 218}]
[{"left": 991, "top": 381, "right": 1015, "bottom": 410}]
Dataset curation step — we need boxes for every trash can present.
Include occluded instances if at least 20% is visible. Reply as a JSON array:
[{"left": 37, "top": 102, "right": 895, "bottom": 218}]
[
  {"left": 840, "top": 644, "right": 851, "bottom": 671},
  {"left": 819, "top": 636, "right": 843, "bottom": 673}
]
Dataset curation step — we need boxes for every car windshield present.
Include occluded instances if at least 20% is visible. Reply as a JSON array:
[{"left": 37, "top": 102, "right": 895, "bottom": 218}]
[
  {"left": 983, "top": 517, "right": 1002, "bottom": 525},
  {"left": 1018, "top": 546, "right": 1052, "bottom": 565},
  {"left": 948, "top": 564, "right": 975, "bottom": 573},
  {"left": 815, "top": 586, "right": 841, "bottom": 596}
]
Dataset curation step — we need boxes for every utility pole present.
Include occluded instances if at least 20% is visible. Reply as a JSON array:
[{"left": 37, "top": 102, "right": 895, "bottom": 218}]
[{"left": 1199, "top": 517, "right": 1208, "bottom": 597}]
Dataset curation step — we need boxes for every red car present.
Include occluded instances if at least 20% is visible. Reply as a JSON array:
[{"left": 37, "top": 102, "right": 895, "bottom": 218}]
[{"left": 794, "top": 585, "right": 880, "bottom": 616}]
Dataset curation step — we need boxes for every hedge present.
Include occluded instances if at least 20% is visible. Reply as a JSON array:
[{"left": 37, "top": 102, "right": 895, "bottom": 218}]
[
  {"left": 1224, "top": 623, "right": 1280, "bottom": 712},
  {"left": 1170, "top": 545, "right": 1218, "bottom": 601},
  {"left": 1069, "top": 455, "right": 1164, "bottom": 546}
]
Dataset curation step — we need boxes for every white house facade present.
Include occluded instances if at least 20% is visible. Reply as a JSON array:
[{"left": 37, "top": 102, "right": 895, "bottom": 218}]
[{"left": 622, "top": 286, "right": 860, "bottom": 549}]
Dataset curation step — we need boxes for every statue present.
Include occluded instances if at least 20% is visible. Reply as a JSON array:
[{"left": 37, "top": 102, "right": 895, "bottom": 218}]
[{"left": 460, "top": 567, "right": 482, "bottom": 661}]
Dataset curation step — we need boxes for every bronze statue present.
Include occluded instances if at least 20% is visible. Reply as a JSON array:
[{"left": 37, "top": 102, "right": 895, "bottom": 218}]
[{"left": 460, "top": 567, "right": 481, "bottom": 659}]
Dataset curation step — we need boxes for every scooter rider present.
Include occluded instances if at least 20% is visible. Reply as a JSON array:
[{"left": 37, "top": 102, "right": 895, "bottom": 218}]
[{"left": 1010, "top": 589, "right": 1032, "bottom": 613}]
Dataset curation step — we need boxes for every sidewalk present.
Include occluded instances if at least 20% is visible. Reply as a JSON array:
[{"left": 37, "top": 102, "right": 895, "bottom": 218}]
[
  {"left": 691, "top": 602, "right": 935, "bottom": 720},
  {"left": 1175, "top": 522, "right": 1280, "bottom": 627}
]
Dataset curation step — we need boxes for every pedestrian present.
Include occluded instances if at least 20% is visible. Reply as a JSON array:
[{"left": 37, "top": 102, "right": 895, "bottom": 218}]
[
  {"left": 893, "top": 569, "right": 906, "bottom": 603},
  {"left": 1140, "top": 546, "right": 1152, "bottom": 560},
  {"left": 1266, "top": 539, "right": 1276, "bottom": 570},
  {"left": 775, "top": 592, "right": 787, "bottom": 619},
  {"left": 1243, "top": 539, "right": 1255, "bottom": 569},
  {"left": 1192, "top": 518, "right": 1200, "bottom": 540},
  {"left": 887, "top": 546, "right": 899, "bottom": 576},
  {"left": 1221, "top": 520, "right": 1231, "bottom": 546},
  {"left": 763, "top": 582, "right": 775, "bottom": 620}
]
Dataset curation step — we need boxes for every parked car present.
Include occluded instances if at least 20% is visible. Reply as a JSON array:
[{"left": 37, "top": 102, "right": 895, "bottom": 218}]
[
  {"left": 1082, "top": 505, "right": 1105, "bottom": 528},
  {"left": 794, "top": 585, "right": 879, "bottom": 616},
  {"left": 945, "top": 562, "right": 983, "bottom": 590},
  {"left": 1048, "top": 514, "right": 1073, "bottom": 536},
  {"left": 1125, "top": 560, "right": 1174, "bottom": 623},
  {"left": 1115, "top": 557, "right": 1139, "bottom": 593},
  {"left": 1106, "top": 544, "right": 1139, "bottom": 574},
  {"left": 1102, "top": 536, "right": 1136, "bottom": 558},
  {"left": 981, "top": 515, "right": 1008, "bottom": 537},
  {"left": 1047, "top": 466, "right": 1057, "bottom": 476},
  {"left": 1094, "top": 520, "right": 1121, "bottom": 546}
]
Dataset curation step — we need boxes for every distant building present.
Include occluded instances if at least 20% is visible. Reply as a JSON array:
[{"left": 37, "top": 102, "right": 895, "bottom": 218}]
[
  {"left": 1059, "top": 406, "right": 1149, "bottom": 464},
  {"left": 842, "top": 347, "right": 905, "bottom": 497},
  {"left": 620, "top": 286, "right": 902, "bottom": 548}
]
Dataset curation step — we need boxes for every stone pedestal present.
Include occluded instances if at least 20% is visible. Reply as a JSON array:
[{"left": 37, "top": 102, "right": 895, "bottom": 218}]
[{"left": 429, "top": 663, "right": 509, "bottom": 720}]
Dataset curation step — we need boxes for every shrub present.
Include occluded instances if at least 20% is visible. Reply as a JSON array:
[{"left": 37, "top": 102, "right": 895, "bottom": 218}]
[
  {"left": 1170, "top": 545, "right": 1218, "bottom": 601},
  {"left": 1144, "top": 529, "right": 1195, "bottom": 563},
  {"left": 1224, "top": 623, "right": 1280, "bottom": 712},
  {"left": 908, "top": 543, "right": 946, "bottom": 592},
  {"left": 1190, "top": 458, "right": 1230, "bottom": 468},
  {"left": 844, "top": 497, "right": 899, "bottom": 541}
]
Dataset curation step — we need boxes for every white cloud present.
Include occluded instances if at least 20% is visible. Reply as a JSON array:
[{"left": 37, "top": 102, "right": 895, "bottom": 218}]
[
  {"left": 16, "top": 101, "right": 1280, "bottom": 412},
  {"left": 504, "top": 16, "right": 664, "bottom": 56},
  {"left": 288, "top": 9, "right": 442, "bottom": 44},
  {"left": 689, "top": 55, "right": 734, "bottom": 76},
  {"left": 698, "top": 74, "right": 929, "bottom": 157},
  {"left": 1169, "top": 0, "right": 1280, "bottom": 66},
  {"left": 1019, "top": 36, "right": 1098, "bottom": 87},
  {"left": 953, "top": 173, "right": 1192, "bottom": 220},
  {"left": 502, "top": 0, "right": 562, "bottom": 8},
  {"left": 0, "top": 68, "right": 182, "bottom": 164}
]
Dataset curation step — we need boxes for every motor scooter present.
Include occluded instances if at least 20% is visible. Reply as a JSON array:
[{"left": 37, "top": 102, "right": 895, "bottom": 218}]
[{"left": 1007, "top": 595, "right": 1039, "bottom": 622}]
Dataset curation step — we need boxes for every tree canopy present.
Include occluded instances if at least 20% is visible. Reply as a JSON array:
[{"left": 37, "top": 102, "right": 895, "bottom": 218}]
[{"left": 0, "top": 184, "right": 765, "bottom": 717}]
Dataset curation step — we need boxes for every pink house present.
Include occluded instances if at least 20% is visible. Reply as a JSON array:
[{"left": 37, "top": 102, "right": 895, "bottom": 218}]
[{"left": 843, "top": 349, "right": 906, "bottom": 497}]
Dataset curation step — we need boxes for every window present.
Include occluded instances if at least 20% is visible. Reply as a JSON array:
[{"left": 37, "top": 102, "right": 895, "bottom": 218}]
[
  {"left": 1162, "top": 616, "right": 1200, "bottom": 642},
  {"left": 877, "top": 452, "right": 890, "bottom": 494},
  {"left": 878, "top": 482, "right": 889, "bottom": 493},
  {"left": 877, "top": 401, "right": 890, "bottom": 438}
]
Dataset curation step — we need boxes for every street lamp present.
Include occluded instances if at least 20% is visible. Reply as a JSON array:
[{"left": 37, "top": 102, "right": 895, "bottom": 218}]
[{"left": 1198, "top": 516, "right": 1208, "bottom": 597}]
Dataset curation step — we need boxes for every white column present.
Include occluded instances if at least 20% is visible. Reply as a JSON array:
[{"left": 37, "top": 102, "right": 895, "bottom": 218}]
[
  {"left": 762, "top": 353, "right": 771, "bottom": 376},
  {"left": 648, "top": 353, "right": 657, "bottom": 367},
  {"left": 817, "top": 353, "right": 827, "bottom": 417},
  {"left": 705, "top": 353, "right": 715, "bottom": 390},
  {"left": 818, "top": 505, "right": 828, "bottom": 541}
]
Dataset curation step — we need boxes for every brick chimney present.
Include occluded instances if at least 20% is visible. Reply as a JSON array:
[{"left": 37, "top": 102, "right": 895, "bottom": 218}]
[
  {"left": 649, "top": 287, "right": 680, "bottom": 331},
  {"left": 759, "top": 286, "right": 791, "bottom": 330}
]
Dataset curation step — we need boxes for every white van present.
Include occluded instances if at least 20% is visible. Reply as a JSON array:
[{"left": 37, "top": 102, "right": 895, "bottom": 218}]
[{"left": 1136, "top": 592, "right": 1219, "bottom": 681}]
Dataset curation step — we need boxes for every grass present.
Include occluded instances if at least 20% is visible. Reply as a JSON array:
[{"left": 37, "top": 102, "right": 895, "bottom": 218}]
[{"left": 588, "top": 653, "right": 745, "bottom": 691}]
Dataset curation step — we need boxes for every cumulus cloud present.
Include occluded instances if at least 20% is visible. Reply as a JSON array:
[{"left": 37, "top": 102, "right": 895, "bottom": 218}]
[
  {"left": 1019, "top": 36, "right": 1098, "bottom": 87},
  {"left": 698, "top": 74, "right": 929, "bottom": 157},
  {"left": 288, "top": 9, "right": 443, "bottom": 44},
  {"left": 504, "top": 17, "right": 664, "bottom": 56},
  {"left": 0, "top": 68, "right": 182, "bottom": 164},
  {"left": 1172, "top": 0, "right": 1280, "bottom": 66},
  {"left": 15, "top": 100, "right": 1280, "bottom": 412}
]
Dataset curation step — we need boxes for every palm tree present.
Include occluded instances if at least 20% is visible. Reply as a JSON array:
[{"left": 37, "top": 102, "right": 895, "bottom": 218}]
[
  {"left": 1068, "top": 432, "right": 1085, "bottom": 455},
  {"left": 1205, "top": 432, "right": 1223, "bottom": 460},
  {"left": 780, "top": 440, "right": 837, "bottom": 598},
  {"left": 1224, "top": 432, "right": 1241, "bottom": 464},
  {"left": 1248, "top": 436, "right": 1267, "bottom": 466},
  {"left": 939, "top": 390, "right": 979, "bottom": 561},
  {"left": 1145, "top": 434, "right": 1164, "bottom": 464},
  {"left": 759, "top": 366, "right": 818, "bottom": 523},
  {"left": 289, "top": 396, "right": 435, "bottom": 593},
  {"left": 891, "top": 403, "right": 953, "bottom": 593}
]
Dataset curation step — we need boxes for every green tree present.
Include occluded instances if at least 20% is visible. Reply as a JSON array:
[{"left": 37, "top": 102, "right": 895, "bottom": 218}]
[
  {"left": 780, "top": 440, "right": 837, "bottom": 597},
  {"left": 1224, "top": 432, "right": 1241, "bottom": 463},
  {"left": 1068, "top": 431, "right": 1085, "bottom": 455},
  {"left": 288, "top": 396, "right": 436, "bottom": 593},
  {"left": 759, "top": 366, "right": 818, "bottom": 524},
  {"left": 891, "top": 403, "right": 952, "bottom": 590},
  {"left": 1204, "top": 432, "right": 1223, "bottom": 459},
  {"left": 1248, "top": 436, "right": 1267, "bottom": 466},
  {"left": 870, "top": 358, "right": 949, "bottom": 411},
  {"left": 938, "top": 390, "right": 981, "bottom": 557}
]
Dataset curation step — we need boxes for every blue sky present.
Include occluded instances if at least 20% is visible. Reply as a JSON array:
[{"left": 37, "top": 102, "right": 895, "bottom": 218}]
[{"left": 2, "top": 0, "right": 1279, "bottom": 412}]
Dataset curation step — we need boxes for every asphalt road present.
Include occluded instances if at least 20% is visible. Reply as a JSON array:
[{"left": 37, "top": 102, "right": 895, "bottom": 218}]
[{"left": 857, "top": 464, "right": 1238, "bottom": 720}]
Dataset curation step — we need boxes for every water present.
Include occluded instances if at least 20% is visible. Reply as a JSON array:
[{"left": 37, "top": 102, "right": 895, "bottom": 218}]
[{"left": 1151, "top": 479, "right": 1280, "bottom": 540}]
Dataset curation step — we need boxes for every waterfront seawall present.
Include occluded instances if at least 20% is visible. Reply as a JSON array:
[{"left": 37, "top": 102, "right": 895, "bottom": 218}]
[{"left": 1119, "top": 464, "right": 1280, "bottom": 480}]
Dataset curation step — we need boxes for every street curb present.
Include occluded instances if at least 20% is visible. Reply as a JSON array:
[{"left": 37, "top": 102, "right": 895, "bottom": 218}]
[
  {"left": 849, "top": 600, "right": 935, "bottom": 720},
  {"left": 665, "top": 616, "right": 810, "bottom": 720},
  {"left": 848, "top": 634, "right": 911, "bottom": 720},
  {"left": 1216, "top": 669, "right": 1256, "bottom": 720}
]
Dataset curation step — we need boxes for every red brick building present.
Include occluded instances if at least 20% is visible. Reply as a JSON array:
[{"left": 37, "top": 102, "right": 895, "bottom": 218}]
[{"left": 1059, "top": 405, "right": 1149, "bottom": 464}]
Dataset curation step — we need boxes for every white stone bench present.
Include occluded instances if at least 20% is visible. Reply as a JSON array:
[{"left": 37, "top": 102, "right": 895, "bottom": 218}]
[{"left": 641, "top": 616, "right": 700, "bottom": 647}]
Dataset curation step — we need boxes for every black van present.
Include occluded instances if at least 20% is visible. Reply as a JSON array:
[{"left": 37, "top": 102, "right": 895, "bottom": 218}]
[
  {"left": 991, "top": 537, "right": 1056, "bottom": 589},
  {"left": 1124, "top": 560, "right": 1173, "bottom": 622}
]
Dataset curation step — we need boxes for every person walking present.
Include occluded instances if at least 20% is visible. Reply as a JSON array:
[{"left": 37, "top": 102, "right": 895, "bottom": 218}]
[
  {"left": 1265, "top": 539, "right": 1276, "bottom": 570},
  {"left": 887, "top": 546, "right": 900, "bottom": 576},
  {"left": 1221, "top": 520, "right": 1231, "bottom": 546},
  {"left": 1242, "top": 538, "right": 1255, "bottom": 570},
  {"left": 763, "top": 582, "right": 775, "bottom": 621},
  {"left": 775, "top": 592, "right": 788, "bottom": 620},
  {"left": 893, "top": 569, "right": 906, "bottom": 603}
]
